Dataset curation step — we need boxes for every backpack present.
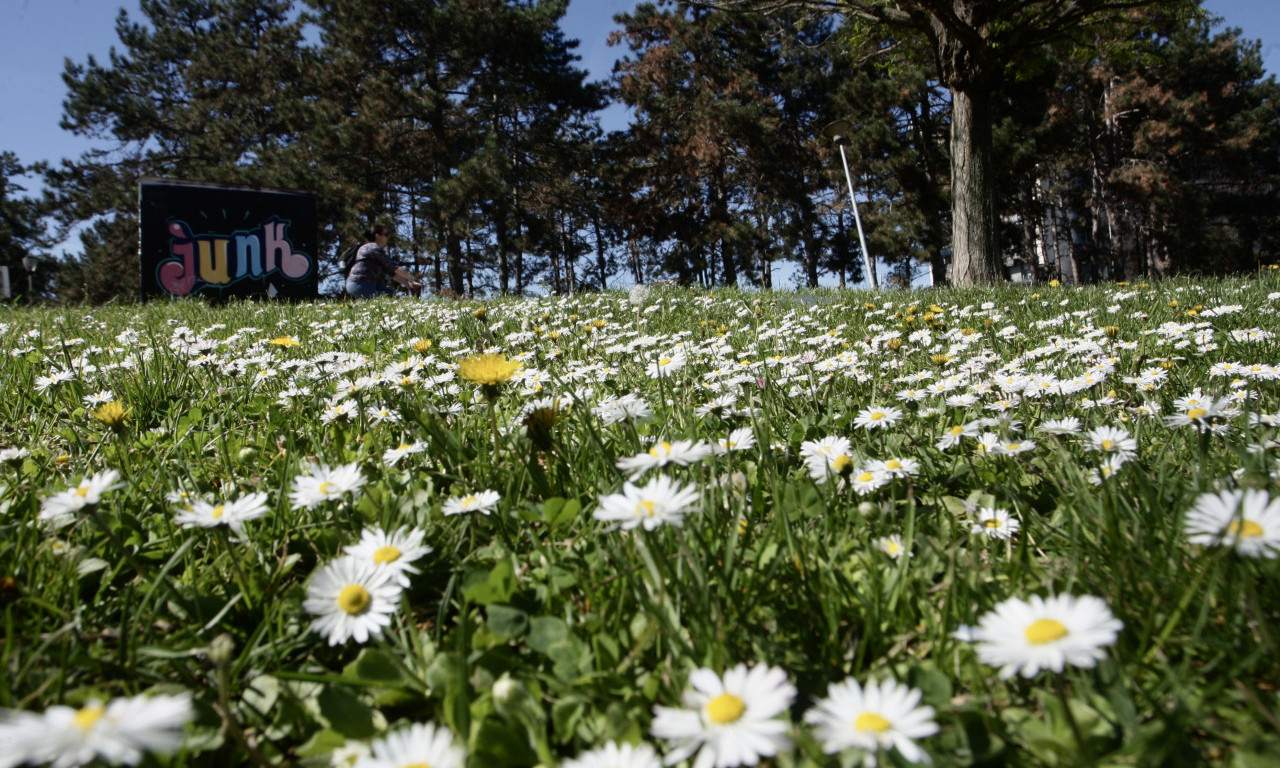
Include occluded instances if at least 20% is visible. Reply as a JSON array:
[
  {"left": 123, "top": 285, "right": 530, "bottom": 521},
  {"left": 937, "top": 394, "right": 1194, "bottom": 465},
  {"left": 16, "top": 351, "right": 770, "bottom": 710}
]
[{"left": 339, "top": 243, "right": 362, "bottom": 277}]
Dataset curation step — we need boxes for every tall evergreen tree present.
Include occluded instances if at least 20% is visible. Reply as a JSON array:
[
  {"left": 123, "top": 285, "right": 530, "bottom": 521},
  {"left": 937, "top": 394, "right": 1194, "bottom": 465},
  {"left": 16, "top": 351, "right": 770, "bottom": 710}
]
[
  {"left": 0, "top": 153, "right": 50, "bottom": 300},
  {"left": 49, "top": 0, "right": 321, "bottom": 302}
]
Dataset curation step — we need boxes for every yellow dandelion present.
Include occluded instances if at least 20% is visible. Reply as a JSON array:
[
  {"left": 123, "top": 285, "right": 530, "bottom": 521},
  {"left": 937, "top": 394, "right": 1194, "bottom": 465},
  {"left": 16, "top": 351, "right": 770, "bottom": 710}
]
[
  {"left": 267, "top": 335, "right": 301, "bottom": 347},
  {"left": 90, "top": 401, "right": 130, "bottom": 428},
  {"left": 457, "top": 353, "right": 523, "bottom": 387}
]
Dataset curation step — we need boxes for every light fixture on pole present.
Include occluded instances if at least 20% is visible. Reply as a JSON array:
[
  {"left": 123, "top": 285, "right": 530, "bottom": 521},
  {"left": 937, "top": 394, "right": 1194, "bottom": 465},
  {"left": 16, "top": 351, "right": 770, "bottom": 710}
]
[
  {"left": 823, "top": 120, "right": 877, "bottom": 290},
  {"left": 21, "top": 255, "right": 37, "bottom": 297}
]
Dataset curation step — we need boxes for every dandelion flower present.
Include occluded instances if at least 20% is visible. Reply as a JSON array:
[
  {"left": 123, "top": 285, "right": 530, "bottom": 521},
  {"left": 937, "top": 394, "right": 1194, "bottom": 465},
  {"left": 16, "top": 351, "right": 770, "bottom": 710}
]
[
  {"left": 650, "top": 663, "right": 796, "bottom": 768},
  {"left": 0, "top": 692, "right": 193, "bottom": 768},
  {"left": 442, "top": 489, "right": 502, "bottom": 516},
  {"left": 303, "top": 556, "right": 402, "bottom": 646},
  {"left": 288, "top": 462, "right": 365, "bottom": 510},
  {"left": 969, "top": 594, "right": 1123, "bottom": 679},
  {"left": 595, "top": 475, "right": 700, "bottom": 531},
  {"left": 352, "top": 721, "right": 465, "bottom": 768},
  {"left": 345, "top": 526, "right": 433, "bottom": 586},
  {"left": 457, "top": 353, "right": 522, "bottom": 389},
  {"left": 1184, "top": 488, "right": 1280, "bottom": 559},
  {"left": 803, "top": 677, "right": 938, "bottom": 767}
]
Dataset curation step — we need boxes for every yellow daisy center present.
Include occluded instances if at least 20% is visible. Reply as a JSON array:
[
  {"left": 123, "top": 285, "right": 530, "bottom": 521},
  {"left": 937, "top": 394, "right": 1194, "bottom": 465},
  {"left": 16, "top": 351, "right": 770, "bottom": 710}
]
[
  {"left": 74, "top": 703, "right": 106, "bottom": 731},
  {"left": 318, "top": 481, "right": 336, "bottom": 496},
  {"left": 397, "top": 443, "right": 412, "bottom": 451},
  {"left": 1228, "top": 520, "right": 1264, "bottom": 538},
  {"left": 1101, "top": 439, "right": 1115, "bottom": 451},
  {"left": 705, "top": 692, "right": 746, "bottom": 724},
  {"left": 636, "top": 500, "right": 656, "bottom": 517},
  {"left": 886, "top": 541, "right": 902, "bottom": 555},
  {"left": 658, "top": 357, "right": 672, "bottom": 366},
  {"left": 857, "top": 471, "right": 875, "bottom": 484},
  {"left": 337, "top": 584, "right": 371, "bottom": 615},
  {"left": 949, "top": 425, "right": 965, "bottom": 435},
  {"left": 855, "top": 711, "right": 891, "bottom": 733},
  {"left": 832, "top": 455, "right": 855, "bottom": 475},
  {"left": 1005, "top": 443, "right": 1021, "bottom": 451},
  {"left": 984, "top": 518, "right": 1003, "bottom": 528},
  {"left": 402, "top": 764, "right": 432, "bottom": 768},
  {"left": 373, "top": 546, "right": 402, "bottom": 564},
  {"left": 649, "top": 442, "right": 673, "bottom": 458},
  {"left": 76, "top": 486, "right": 90, "bottom": 497},
  {"left": 870, "top": 411, "right": 885, "bottom": 421},
  {"left": 885, "top": 460, "right": 902, "bottom": 470},
  {"left": 212, "top": 505, "right": 225, "bottom": 520},
  {"left": 1025, "top": 618, "right": 1069, "bottom": 645},
  {"left": 1187, "top": 408, "right": 1208, "bottom": 420}
]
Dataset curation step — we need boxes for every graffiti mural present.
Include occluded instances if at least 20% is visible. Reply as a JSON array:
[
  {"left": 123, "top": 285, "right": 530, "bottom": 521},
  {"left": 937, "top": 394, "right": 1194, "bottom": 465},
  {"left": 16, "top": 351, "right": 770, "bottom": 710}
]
[{"left": 139, "top": 179, "right": 319, "bottom": 300}]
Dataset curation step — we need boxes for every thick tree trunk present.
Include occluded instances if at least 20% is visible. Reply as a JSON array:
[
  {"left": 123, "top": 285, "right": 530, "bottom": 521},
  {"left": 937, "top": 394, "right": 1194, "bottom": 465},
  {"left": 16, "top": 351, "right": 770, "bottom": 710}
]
[{"left": 949, "top": 86, "right": 1004, "bottom": 284}]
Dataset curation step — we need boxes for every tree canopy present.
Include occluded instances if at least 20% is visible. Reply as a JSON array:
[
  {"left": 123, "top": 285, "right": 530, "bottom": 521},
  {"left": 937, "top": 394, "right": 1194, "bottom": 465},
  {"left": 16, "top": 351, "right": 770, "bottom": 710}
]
[{"left": 21, "top": 0, "right": 1280, "bottom": 301}]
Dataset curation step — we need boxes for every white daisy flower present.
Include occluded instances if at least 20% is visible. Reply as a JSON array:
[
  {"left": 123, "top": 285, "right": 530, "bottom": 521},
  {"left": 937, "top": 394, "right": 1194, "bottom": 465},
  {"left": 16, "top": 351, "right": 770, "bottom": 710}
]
[
  {"left": 1037, "top": 416, "right": 1081, "bottom": 436},
  {"left": 442, "top": 489, "right": 502, "bottom": 516},
  {"left": 303, "top": 556, "right": 402, "bottom": 646},
  {"left": 651, "top": 663, "right": 796, "bottom": 768},
  {"left": 873, "top": 535, "right": 910, "bottom": 560},
  {"left": 803, "top": 677, "right": 938, "bottom": 767},
  {"left": 854, "top": 406, "right": 903, "bottom": 431},
  {"left": 39, "top": 470, "right": 127, "bottom": 528},
  {"left": 616, "top": 439, "right": 715, "bottom": 479},
  {"left": 345, "top": 526, "right": 433, "bottom": 586},
  {"left": 562, "top": 741, "right": 662, "bottom": 768},
  {"left": 968, "top": 594, "right": 1123, "bottom": 679},
  {"left": 352, "top": 721, "right": 465, "bottom": 768},
  {"left": 800, "top": 435, "right": 855, "bottom": 484},
  {"left": 594, "top": 475, "right": 700, "bottom": 531},
  {"left": 289, "top": 463, "right": 366, "bottom": 510},
  {"left": 172, "top": 491, "right": 270, "bottom": 535},
  {"left": 970, "top": 507, "right": 1020, "bottom": 540},
  {"left": 850, "top": 467, "right": 891, "bottom": 495},
  {"left": 935, "top": 422, "right": 980, "bottom": 451},
  {"left": 1184, "top": 488, "right": 1280, "bottom": 559},
  {"left": 1084, "top": 426, "right": 1137, "bottom": 459},
  {"left": 713, "top": 428, "right": 757, "bottom": 454},
  {"left": 0, "top": 692, "right": 193, "bottom": 768},
  {"left": 382, "top": 441, "right": 426, "bottom": 467}
]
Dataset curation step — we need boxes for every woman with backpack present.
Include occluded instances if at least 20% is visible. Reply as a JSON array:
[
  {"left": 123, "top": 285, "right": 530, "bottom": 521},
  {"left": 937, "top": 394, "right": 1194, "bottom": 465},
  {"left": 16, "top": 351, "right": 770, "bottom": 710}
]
[{"left": 345, "top": 224, "right": 422, "bottom": 298}]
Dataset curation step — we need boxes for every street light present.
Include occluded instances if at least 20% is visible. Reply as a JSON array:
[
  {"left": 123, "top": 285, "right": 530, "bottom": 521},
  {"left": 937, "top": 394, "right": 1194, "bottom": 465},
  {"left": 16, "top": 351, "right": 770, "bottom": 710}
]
[
  {"left": 823, "top": 120, "right": 877, "bottom": 290},
  {"left": 21, "top": 255, "right": 38, "bottom": 298}
]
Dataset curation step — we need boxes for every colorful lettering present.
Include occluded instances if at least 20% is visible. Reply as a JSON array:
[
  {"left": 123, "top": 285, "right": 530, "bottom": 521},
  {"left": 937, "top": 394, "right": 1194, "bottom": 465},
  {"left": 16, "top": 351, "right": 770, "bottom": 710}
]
[{"left": 155, "top": 219, "right": 314, "bottom": 296}]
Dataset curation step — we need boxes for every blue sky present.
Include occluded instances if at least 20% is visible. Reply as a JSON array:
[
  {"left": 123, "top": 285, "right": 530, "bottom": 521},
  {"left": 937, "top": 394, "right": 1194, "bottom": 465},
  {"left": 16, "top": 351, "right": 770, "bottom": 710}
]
[{"left": 1, "top": 0, "right": 1275, "bottom": 182}]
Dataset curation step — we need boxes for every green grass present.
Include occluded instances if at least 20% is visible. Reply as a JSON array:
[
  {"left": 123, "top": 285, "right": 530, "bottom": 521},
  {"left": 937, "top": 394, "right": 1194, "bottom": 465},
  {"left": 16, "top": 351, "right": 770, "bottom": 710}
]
[{"left": 1, "top": 275, "right": 1279, "bottom": 767}]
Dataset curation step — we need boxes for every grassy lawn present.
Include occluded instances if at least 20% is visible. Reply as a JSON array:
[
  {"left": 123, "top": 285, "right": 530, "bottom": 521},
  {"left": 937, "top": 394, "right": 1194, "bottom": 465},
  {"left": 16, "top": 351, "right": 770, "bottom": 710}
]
[{"left": 1, "top": 275, "right": 1278, "bottom": 767}]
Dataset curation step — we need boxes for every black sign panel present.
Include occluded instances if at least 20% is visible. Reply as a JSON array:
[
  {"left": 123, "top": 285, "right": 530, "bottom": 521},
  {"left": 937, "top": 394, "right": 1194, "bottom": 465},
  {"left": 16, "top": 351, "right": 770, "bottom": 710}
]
[{"left": 139, "top": 179, "right": 319, "bottom": 300}]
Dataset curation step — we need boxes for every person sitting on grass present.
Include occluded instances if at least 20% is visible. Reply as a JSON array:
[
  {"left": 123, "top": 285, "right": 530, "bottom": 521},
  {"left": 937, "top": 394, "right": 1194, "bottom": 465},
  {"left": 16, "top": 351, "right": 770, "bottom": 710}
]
[{"left": 345, "top": 224, "right": 422, "bottom": 298}]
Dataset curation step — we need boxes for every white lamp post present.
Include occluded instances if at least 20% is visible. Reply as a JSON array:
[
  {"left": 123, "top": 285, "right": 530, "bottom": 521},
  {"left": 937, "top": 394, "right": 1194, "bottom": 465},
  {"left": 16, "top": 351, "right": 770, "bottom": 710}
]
[
  {"left": 823, "top": 120, "right": 877, "bottom": 290},
  {"left": 22, "top": 255, "right": 37, "bottom": 297}
]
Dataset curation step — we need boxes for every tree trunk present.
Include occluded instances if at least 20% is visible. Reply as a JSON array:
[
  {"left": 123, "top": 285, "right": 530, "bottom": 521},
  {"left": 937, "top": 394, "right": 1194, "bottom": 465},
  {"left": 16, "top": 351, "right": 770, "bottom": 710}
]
[{"left": 949, "top": 85, "right": 1004, "bottom": 284}]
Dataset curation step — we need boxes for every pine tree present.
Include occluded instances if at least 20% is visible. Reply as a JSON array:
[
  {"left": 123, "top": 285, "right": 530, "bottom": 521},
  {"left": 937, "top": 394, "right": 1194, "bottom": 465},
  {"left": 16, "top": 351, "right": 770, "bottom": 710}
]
[{"left": 49, "top": 0, "right": 321, "bottom": 302}]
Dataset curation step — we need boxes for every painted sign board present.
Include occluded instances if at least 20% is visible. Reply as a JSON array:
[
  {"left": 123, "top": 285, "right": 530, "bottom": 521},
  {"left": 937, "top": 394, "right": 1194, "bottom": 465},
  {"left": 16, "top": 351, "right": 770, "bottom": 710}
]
[{"left": 139, "top": 179, "right": 319, "bottom": 300}]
